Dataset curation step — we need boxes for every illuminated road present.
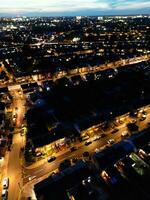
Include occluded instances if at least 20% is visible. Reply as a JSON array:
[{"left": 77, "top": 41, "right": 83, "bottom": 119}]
[
  {"left": 22, "top": 128, "right": 126, "bottom": 198},
  {"left": 0, "top": 54, "right": 150, "bottom": 89},
  {"left": 23, "top": 126, "right": 126, "bottom": 182},
  {"left": 7, "top": 90, "right": 26, "bottom": 200},
  {"left": 21, "top": 105, "right": 150, "bottom": 199},
  {"left": 7, "top": 134, "right": 22, "bottom": 200},
  {"left": 0, "top": 54, "right": 150, "bottom": 199},
  {"left": 4, "top": 93, "right": 150, "bottom": 199}
]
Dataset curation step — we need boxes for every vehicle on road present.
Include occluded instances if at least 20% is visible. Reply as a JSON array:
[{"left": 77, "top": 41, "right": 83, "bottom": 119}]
[
  {"left": 140, "top": 116, "right": 146, "bottom": 121},
  {"left": 70, "top": 146, "right": 78, "bottom": 152},
  {"left": 20, "top": 128, "right": 25, "bottom": 136},
  {"left": 107, "top": 139, "right": 115, "bottom": 145},
  {"left": 121, "top": 131, "right": 129, "bottom": 138},
  {"left": 12, "top": 117, "right": 16, "bottom": 123},
  {"left": 18, "top": 90, "right": 22, "bottom": 95},
  {"left": 139, "top": 110, "right": 147, "bottom": 116},
  {"left": 21, "top": 124, "right": 26, "bottom": 128},
  {"left": 95, "top": 148, "right": 100, "bottom": 153},
  {"left": 35, "top": 151, "right": 43, "bottom": 157},
  {"left": 0, "top": 157, "right": 4, "bottom": 161},
  {"left": 2, "top": 177, "right": 9, "bottom": 189},
  {"left": 111, "top": 128, "right": 119, "bottom": 134},
  {"left": 29, "top": 176, "right": 36, "bottom": 181},
  {"left": 13, "top": 113, "right": 17, "bottom": 118},
  {"left": 81, "top": 135, "right": 90, "bottom": 141},
  {"left": 93, "top": 135, "right": 101, "bottom": 141},
  {"left": 130, "top": 118, "right": 137, "bottom": 123},
  {"left": 84, "top": 141, "right": 92, "bottom": 146},
  {"left": 1, "top": 189, "right": 8, "bottom": 200},
  {"left": 47, "top": 156, "right": 56, "bottom": 163}
]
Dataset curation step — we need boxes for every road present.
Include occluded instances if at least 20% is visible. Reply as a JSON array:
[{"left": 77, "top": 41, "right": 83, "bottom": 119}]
[
  {"left": 7, "top": 89, "right": 26, "bottom": 200},
  {"left": 0, "top": 54, "right": 150, "bottom": 199},
  {"left": 21, "top": 105, "right": 150, "bottom": 199},
  {"left": 3, "top": 94, "right": 150, "bottom": 200},
  {"left": 7, "top": 134, "right": 22, "bottom": 200},
  {"left": 21, "top": 128, "right": 125, "bottom": 198},
  {"left": 0, "top": 54, "right": 150, "bottom": 89},
  {"left": 23, "top": 125, "right": 125, "bottom": 182}
]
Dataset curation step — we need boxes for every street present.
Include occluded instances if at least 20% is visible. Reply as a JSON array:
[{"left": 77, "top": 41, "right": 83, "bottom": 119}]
[
  {"left": 0, "top": 54, "right": 150, "bottom": 89},
  {"left": 4, "top": 89, "right": 150, "bottom": 199},
  {"left": 21, "top": 107, "right": 150, "bottom": 198},
  {"left": 6, "top": 89, "right": 26, "bottom": 200},
  {"left": 0, "top": 54, "right": 150, "bottom": 199}
]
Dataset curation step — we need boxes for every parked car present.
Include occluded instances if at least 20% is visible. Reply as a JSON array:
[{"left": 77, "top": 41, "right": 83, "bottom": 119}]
[
  {"left": 13, "top": 113, "right": 17, "bottom": 118},
  {"left": 28, "top": 176, "right": 36, "bottom": 181},
  {"left": 121, "top": 131, "right": 129, "bottom": 138},
  {"left": 0, "top": 157, "right": 4, "bottom": 161},
  {"left": 107, "top": 139, "right": 115, "bottom": 145},
  {"left": 70, "top": 146, "right": 78, "bottom": 152},
  {"left": 1, "top": 189, "right": 8, "bottom": 200},
  {"left": 84, "top": 141, "right": 92, "bottom": 146},
  {"left": 140, "top": 116, "right": 146, "bottom": 121},
  {"left": 47, "top": 156, "right": 56, "bottom": 163},
  {"left": 130, "top": 118, "right": 137, "bottom": 123},
  {"left": 36, "top": 152, "right": 43, "bottom": 157},
  {"left": 2, "top": 177, "right": 9, "bottom": 189},
  {"left": 81, "top": 135, "right": 90, "bottom": 141},
  {"left": 111, "top": 128, "right": 119, "bottom": 134},
  {"left": 93, "top": 135, "right": 101, "bottom": 141},
  {"left": 95, "top": 148, "right": 100, "bottom": 153}
]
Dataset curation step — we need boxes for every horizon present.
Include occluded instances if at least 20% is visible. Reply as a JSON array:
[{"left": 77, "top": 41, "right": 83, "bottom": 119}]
[
  {"left": 0, "top": 0, "right": 150, "bottom": 17},
  {"left": 0, "top": 13, "right": 150, "bottom": 18}
]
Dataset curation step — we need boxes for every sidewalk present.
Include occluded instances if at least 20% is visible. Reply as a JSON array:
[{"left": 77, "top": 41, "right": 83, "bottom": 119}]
[
  {"left": 25, "top": 139, "right": 87, "bottom": 170},
  {"left": 24, "top": 124, "right": 126, "bottom": 170},
  {"left": 25, "top": 146, "right": 71, "bottom": 170},
  {"left": 24, "top": 104, "right": 150, "bottom": 171}
]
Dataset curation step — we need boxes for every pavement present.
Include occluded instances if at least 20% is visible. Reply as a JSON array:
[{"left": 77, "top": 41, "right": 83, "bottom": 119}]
[
  {"left": 6, "top": 89, "right": 26, "bottom": 200},
  {"left": 25, "top": 122, "right": 126, "bottom": 170},
  {"left": 0, "top": 54, "right": 150, "bottom": 89},
  {"left": 20, "top": 103, "right": 150, "bottom": 199},
  {"left": 0, "top": 152, "right": 9, "bottom": 193},
  {"left": 1, "top": 55, "right": 150, "bottom": 200}
]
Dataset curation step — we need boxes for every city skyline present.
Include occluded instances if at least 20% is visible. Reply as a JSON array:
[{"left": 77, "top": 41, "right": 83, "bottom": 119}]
[
  {"left": 0, "top": 9, "right": 150, "bottom": 200},
  {"left": 0, "top": 0, "right": 150, "bottom": 16}
]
